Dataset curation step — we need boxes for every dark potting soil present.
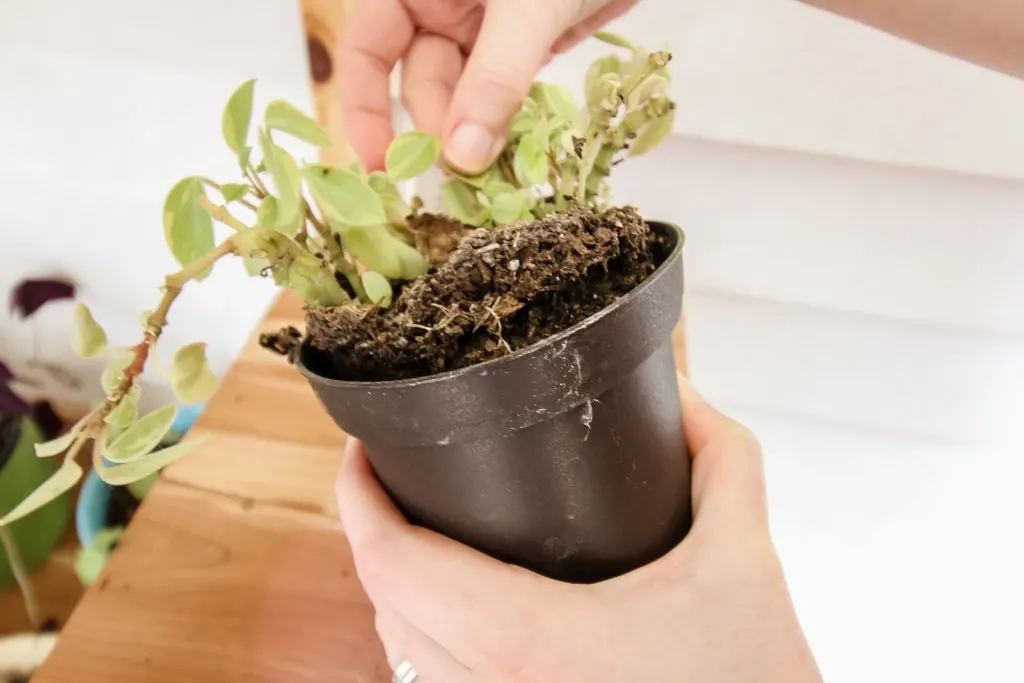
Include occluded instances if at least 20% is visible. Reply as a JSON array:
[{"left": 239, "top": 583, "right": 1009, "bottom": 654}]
[
  {"left": 105, "top": 484, "right": 140, "bottom": 528},
  {"left": 293, "top": 205, "right": 662, "bottom": 382}
]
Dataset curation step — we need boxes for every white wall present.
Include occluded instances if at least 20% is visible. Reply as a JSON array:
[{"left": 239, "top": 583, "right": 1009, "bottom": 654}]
[{"left": 2, "top": 1, "right": 1023, "bottom": 680}]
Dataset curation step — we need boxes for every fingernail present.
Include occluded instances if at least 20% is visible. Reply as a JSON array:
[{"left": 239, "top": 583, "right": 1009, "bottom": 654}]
[{"left": 448, "top": 121, "right": 501, "bottom": 173}]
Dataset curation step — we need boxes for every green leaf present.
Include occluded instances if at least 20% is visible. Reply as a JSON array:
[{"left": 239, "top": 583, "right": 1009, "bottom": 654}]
[
  {"left": 593, "top": 31, "right": 638, "bottom": 51},
  {"left": 385, "top": 131, "right": 440, "bottom": 181},
  {"left": 239, "top": 146, "right": 253, "bottom": 172},
  {"left": 628, "top": 74, "right": 671, "bottom": 109},
  {"left": 163, "top": 177, "right": 215, "bottom": 277},
  {"left": 303, "top": 164, "right": 387, "bottom": 228},
  {"left": 360, "top": 271, "right": 393, "bottom": 308},
  {"left": 244, "top": 257, "right": 269, "bottom": 277},
  {"left": 343, "top": 226, "right": 428, "bottom": 281},
  {"left": 630, "top": 108, "right": 675, "bottom": 157},
  {"left": 513, "top": 135, "right": 548, "bottom": 186},
  {"left": 72, "top": 302, "right": 107, "bottom": 358},
  {"left": 483, "top": 180, "right": 519, "bottom": 199},
  {"left": 258, "top": 128, "right": 303, "bottom": 230},
  {"left": 441, "top": 178, "right": 479, "bottom": 224},
  {"left": 104, "top": 404, "right": 178, "bottom": 464},
  {"left": 265, "top": 99, "right": 332, "bottom": 147},
  {"left": 272, "top": 250, "right": 349, "bottom": 306},
  {"left": 127, "top": 471, "right": 160, "bottom": 500},
  {"left": 34, "top": 431, "right": 75, "bottom": 458},
  {"left": 509, "top": 100, "right": 540, "bottom": 135},
  {"left": 105, "top": 388, "right": 139, "bottom": 430},
  {"left": 490, "top": 191, "right": 534, "bottom": 225},
  {"left": 220, "top": 182, "right": 249, "bottom": 203},
  {"left": 255, "top": 195, "right": 301, "bottom": 235},
  {"left": 169, "top": 342, "right": 218, "bottom": 404},
  {"left": 75, "top": 526, "right": 124, "bottom": 587},
  {"left": 97, "top": 438, "right": 205, "bottom": 487},
  {"left": 101, "top": 354, "right": 133, "bottom": 393},
  {"left": 0, "top": 461, "right": 82, "bottom": 528},
  {"left": 368, "top": 172, "right": 412, "bottom": 224},
  {"left": 530, "top": 83, "right": 581, "bottom": 131},
  {"left": 222, "top": 79, "right": 256, "bottom": 155}
]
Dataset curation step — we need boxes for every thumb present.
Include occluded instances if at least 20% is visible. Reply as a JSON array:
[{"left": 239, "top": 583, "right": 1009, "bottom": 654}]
[
  {"left": 677, "top": 374, "right": 770, "bottom": 532},
  {"left": 443, "top": 0, "right": 578, "bottom": 173}
]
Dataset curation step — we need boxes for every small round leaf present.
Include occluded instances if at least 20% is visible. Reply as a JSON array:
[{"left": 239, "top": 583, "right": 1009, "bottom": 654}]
[
  {"left": 101, "top": 354, "right": 133, "bottom": 393},
  {"left": 513, "top": 136, "right": 549, "bottom": 186},
  {"left": 258, "top": 129, "right": 303, "bottom": 230},
  {"left": 222, "top": 79, "right": 256, "bottom": 155},
  {"left": 72, "top": 302, "right": 107, "bottom": 358},
  {"left": 265, "top": 99, "right": 332, "bottom": 147},
  {"left": 361, "top": 271, "right": 393, "bottom": 308},
  {"left": 170, "top": 342, "right": 218, "bottom": 404},
  {"left": 97, "top": 438, "right": 205, "bottom": 486},
  {"left": 304, "top": 165, "right": 387, "bottom": 228},
  {"left": 385, "top": 131, "right": 440, "bottom": 181},
  {"left": 104, "top": 403, "right": 178, "bottom": 464},
  {"left": 163, "top": 177, "right": 215, "bottom": 277}
]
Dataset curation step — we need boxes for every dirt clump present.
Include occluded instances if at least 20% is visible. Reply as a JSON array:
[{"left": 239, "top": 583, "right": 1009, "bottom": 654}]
[{"left": 300, "top": 205, "right": 658, "bottom": 381}]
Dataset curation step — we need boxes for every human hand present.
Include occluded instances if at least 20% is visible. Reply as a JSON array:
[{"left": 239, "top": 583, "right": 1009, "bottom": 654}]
[
  {"left": 336, "top": 376, "right": 823, "bottom": 683},
  {"left": 337, "top": 0, "right": 641, "bottom": 174}
]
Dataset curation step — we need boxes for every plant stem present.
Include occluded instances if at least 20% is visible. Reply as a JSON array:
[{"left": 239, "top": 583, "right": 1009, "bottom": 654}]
[
  {"left": 0, "top": 526, "right": 40, "bottom": 630},
  {"left": 197, "top": 196, "right": 246, "bottom": 233}
]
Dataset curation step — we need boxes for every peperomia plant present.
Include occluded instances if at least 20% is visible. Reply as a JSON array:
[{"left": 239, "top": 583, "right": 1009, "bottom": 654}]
[{"left": 0, "top": 32, "right": 674, "bottom": 539}]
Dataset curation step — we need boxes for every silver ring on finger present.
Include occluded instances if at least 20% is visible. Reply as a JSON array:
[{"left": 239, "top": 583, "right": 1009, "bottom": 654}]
[{"left": 392, "top": 660, "right": 419, "bottom": 683}]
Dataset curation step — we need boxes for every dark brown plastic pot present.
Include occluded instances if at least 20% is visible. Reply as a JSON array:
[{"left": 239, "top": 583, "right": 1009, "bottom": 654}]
[{"left": 300, "top": 221, "right": 690, "bottom": 584}]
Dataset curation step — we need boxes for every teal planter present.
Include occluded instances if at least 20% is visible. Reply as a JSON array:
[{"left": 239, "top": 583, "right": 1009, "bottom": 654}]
[{"left": 0, "top": 417, "right": 72, "bottom": 590}]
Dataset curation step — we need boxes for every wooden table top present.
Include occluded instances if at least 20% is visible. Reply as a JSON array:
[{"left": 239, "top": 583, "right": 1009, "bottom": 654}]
[{"left": 33, "top": 290, "right": 688, "bottom": 682}]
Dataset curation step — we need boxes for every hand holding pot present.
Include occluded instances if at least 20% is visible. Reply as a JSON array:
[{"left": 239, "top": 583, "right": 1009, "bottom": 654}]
[
  {"left": 337, "top": 377, "right": 823, "bottom": 683},
  {"left": 338, "top": 0, "right": 640, "bottom": 173}
]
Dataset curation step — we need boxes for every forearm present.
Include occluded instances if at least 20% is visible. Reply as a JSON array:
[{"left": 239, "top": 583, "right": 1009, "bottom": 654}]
[{"left": 800, "top": 0, "right": 1024, "bottom": 79}]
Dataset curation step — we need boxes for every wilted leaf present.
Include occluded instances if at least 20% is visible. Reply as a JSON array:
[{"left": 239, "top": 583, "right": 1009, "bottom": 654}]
[
  {"left": 72, "top": 302, "right": 106, "bottom": 358},
  {"left": 258, "top": 129, "right": 303, "bottom": 230},
  {"left": 441, "top": 178, "right": 479, "bottom": 224},
  {"left": 170, "top": 342, "right": 217, "bottom": 404},
  {"left": 104, "top": 403, "right": 178, "bottom": 464},
  {"left": 343, "top": 226, "right": 427, "bottom": 281},
  {"left": 304, "top": 165, "right": 386, "bottom": 228},
  {"left": 361, "top": 271, "right": 393, "bottom": 307},
  {"left": 385, "top": 131, "right": 440, "bottom": 181},
  {"left": 0, "top": 461, "right": 82, "bottom": 527},
  {"left": 222, "top": 79, "right": 256, "bottom": 155},
  {"left": 273, "top": 251, "right": 349, "bottom": 306},
  {"left": 10, "top": 278, "right": 75, "bottom": 318},
  {"left": 163, "top": 177, "right": 215, "bottom": 277},
  {"left": 265, "top": 99, "right": 332, "bottom": 147},
  {"left": 220, "top": 182, "right": 249, "bottom": 203},
  {"left": 628, "top": 74, "right": 671, "bottom": 109},
  {"left": 97, "top": 438, "right": 205, "bottom": 486},
  {"left": 630, "top": 108, "right": 675, "bottom": 157},
  {"left": 513, "top": 136, "right": 548, "bottom": 186}
]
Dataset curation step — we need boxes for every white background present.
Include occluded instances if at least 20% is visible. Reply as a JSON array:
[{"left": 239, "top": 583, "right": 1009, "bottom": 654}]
[{"left": 1, "top": 0, "right": 1022, "bottom": 680}]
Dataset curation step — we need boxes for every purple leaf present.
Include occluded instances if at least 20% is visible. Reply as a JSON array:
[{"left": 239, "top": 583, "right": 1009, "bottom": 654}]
[
  {"left": 11, "top": 278, "right": 76, "bottom": 318},
  {"left": 0, "top": 360, "right": 13, "bottom": 384},
  {"left": 0, "top": 386, "right": 29, "bottom": 416},
  {"left": 31, "top": 400, "right": 64, "bottom": 440}
]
